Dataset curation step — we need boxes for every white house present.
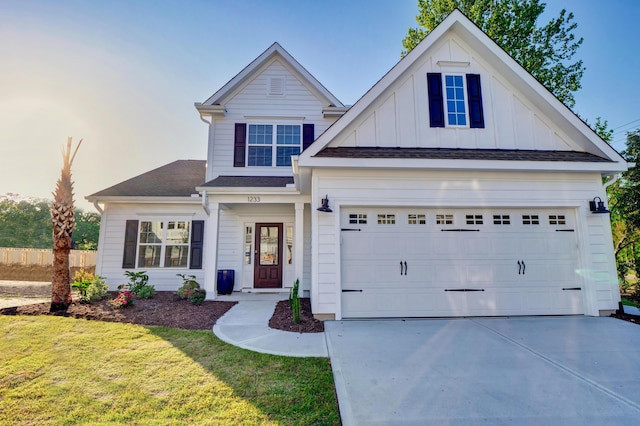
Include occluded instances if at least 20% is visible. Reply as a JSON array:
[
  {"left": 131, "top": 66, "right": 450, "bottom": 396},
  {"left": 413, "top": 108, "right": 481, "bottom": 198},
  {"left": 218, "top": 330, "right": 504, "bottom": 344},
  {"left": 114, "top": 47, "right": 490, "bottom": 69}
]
[{"left": 88, "top": 10, "right": 628, "bottom": 320}]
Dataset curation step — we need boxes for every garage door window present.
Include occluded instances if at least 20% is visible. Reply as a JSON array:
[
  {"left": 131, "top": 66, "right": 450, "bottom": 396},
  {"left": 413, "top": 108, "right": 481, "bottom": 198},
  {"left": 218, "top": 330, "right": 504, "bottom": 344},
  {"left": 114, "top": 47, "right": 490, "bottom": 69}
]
[
  {"left": 493, "top": 215, "right": 510, "bottom": 225},
  {"left": 549, "top": 215, "right": 566, "bottom": 225},
  {"left": 466, "top": 214, "right": 483, "bottom": 225},
  {"left": 377, "top": 214, "right": 396, "bottom": 225},
  {"left": 522, "top": 215, "right": 540, "bottom": 225},
  {"left": 436, "top": 214, "right": 454, "bottom": 225},
  {"left": 408, "top": 214, "right": 426, "bottom": 225},
  {"left": 349, "top": 214, "right": 367, "bottom": 224}
]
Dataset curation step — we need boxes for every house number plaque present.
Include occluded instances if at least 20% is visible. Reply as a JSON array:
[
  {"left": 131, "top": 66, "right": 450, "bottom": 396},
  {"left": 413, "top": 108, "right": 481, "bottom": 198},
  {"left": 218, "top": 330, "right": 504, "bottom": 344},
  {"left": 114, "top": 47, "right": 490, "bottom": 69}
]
[{"left": 248, "top": 196, "right": 261, "bottom": 203}]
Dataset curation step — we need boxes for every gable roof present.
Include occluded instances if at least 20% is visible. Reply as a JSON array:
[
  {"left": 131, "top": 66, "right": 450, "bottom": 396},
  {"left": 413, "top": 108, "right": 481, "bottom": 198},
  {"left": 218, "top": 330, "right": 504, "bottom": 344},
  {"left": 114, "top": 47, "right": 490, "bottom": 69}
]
[
  {"left": 298, "top": 9, "right": 627, "bottom": 172},
  {"left": 195, "top": 42, "right": 344, "bottom": 111},
  {"left": 86, "top": 160, "right": 205, "bottom": 199}
]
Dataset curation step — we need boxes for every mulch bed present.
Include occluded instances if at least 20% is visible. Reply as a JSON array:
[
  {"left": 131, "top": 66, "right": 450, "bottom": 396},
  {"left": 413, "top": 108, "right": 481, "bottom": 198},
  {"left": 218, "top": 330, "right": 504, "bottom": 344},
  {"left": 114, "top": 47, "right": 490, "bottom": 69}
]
[
  {"left": 269, "top": 298, "right": 324, "bottom": 333},
  {"left": 0, "top": 290, "right": 324, "bottom": 332}
]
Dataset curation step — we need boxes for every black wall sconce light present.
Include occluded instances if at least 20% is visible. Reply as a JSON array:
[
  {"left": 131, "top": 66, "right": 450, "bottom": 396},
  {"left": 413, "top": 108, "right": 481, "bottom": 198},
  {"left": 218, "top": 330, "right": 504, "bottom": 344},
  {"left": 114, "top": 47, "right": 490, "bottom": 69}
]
[
  {"left": 317, "top": 195, "right": 333, "bottom": 213},
  {"left": 589, "top": 196, "right": 611, "bottom": 214}
]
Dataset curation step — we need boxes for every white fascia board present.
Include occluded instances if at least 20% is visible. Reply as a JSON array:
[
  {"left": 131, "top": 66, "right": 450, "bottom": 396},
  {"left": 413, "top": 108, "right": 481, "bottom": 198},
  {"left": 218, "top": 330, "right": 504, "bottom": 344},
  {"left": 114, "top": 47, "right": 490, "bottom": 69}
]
[
  {"left": 84, "top": 196, "right": 202, "bottom": 204},
  {"left": 195, "top": 186, "right": 300, "bottom": 196},
  {"left": 201, "top": 42, "right": 343, "bottom": 108},
  {"left": 299, "top": 157, "right": 629, "bottom": 174}
]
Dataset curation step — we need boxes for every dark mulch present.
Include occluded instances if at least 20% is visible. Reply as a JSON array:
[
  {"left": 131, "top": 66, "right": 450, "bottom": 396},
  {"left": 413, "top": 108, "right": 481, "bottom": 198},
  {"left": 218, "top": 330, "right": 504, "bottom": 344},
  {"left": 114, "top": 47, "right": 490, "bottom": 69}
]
[
  {"left": 611, "top": 312, "right": 640, "bottom": 324},
  {"left": 269, "top": 298, "right": 324, "bottom": 333},
  {"left": 0, "top": 292, "right": 237, "bottom": 330},
  {"left": 0, "top": 289, "right": 324, "bottom": 333}
]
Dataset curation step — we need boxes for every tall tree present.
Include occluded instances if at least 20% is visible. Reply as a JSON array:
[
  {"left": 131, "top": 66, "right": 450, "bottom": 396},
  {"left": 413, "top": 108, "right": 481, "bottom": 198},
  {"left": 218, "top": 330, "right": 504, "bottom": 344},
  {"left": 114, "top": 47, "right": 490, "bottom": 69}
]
[
  {"left": 50, "top": 137, "right": 82, "bottom": 312},
  {"left": 402, "top": 0, "right": 584, "bottom": 108}
]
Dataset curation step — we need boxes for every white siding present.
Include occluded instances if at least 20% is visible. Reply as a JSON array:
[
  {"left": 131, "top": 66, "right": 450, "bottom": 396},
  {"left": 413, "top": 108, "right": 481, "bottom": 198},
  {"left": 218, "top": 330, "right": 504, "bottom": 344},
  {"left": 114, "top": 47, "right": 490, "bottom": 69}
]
[
  {"left": 310, "top": 168, "right": 618, "bottom": 318},
  {"left": 327, "top": 34, "right": 582, "bottom": 154},
  {"left": 96, "top": 203, "right": 207, "bottom": 291},
  {"left": 206, "top": 58, "right": 339, "bottom": 181}
]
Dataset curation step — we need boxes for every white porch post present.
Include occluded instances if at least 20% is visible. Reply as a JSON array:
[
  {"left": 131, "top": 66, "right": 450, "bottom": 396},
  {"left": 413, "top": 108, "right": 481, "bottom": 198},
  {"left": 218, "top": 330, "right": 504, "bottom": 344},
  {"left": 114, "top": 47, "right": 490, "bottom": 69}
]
[
  {"left": 203, "top": 202, "right": 220, "bottom": 300},
  {"left": 294, "top": 202, "right": 305, "bottom": 296}
]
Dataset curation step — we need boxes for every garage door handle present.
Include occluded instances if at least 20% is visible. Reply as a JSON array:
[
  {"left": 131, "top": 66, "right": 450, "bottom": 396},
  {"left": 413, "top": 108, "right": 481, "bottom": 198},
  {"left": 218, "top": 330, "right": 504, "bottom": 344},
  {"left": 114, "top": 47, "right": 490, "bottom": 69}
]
[
  {"left": 445, "top": 289, "right": 485, "bottom": 292},
  {"left": 404, "top": 261, "right": 407, "bottom": 275},
  {"left": 400, "top": 261, "right": 404, "bottom": 275},
  {"left": 342, "top": 289, "right": 363, "bottom": 292},
  {"left": 522, "top": 260, "right": 525, "bottom": 275},
  {"left": 562, "top": 287, "right": 582, "bottom": 291}
]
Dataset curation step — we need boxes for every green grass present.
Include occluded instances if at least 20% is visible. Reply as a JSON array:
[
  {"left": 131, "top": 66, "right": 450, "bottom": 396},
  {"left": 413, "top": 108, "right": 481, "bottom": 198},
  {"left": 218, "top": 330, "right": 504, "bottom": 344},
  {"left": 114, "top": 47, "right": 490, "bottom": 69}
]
[
  {"left": 0, "top": 316, "right": 339, "bottom": 425},
  {"left": 621, "top": 297, "right": 640, "bottom": 308}
]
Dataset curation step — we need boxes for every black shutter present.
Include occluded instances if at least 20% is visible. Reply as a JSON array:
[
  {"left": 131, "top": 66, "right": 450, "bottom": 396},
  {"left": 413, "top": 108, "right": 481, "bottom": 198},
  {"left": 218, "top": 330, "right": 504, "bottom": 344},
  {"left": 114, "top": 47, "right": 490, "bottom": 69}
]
[
  {"left": 302, "top": 123, "right": 315, "bottom": 150},
  {"left": 189, "top": 220, "right": 205, "bottom": 270},
  {"left": 233, "top": 123, "right": 246, "bottom": 167},
  {"left": 427, "top": 73, "right": 445, "bottom": 128},
  {"left": 122, "top": 220, "right": 139, "bottom": 268},
  {"left": 466, "top": 74, "right": 485, "bottom": 128}
]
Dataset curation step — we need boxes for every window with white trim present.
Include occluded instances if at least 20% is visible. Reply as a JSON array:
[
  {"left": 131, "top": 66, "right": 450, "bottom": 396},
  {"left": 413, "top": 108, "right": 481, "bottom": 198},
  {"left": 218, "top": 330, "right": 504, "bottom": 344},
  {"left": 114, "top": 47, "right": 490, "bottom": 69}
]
[
  {"left": 436, "top": 214, "right": 454, "bottom": 225},
  {"left": 349, "top": 214, "right": 367, "bottom": 224},
  {"left": 247, "top": 124, "right": 301, "bottom": 167},
  {"left": 466, "top": 214, "right": 483, "bottom": 225},
  {"left": 377, "top": 214, "right": 396, "bottom": 225},
  {"left": 522, "top": 215, "right": 540, "bottom": 225},
  {"left": 549, "top": 215, "right": 566, "bottom": 225},
  {"left": 493, "top": 215, "right": 510, "bottom": 225},
  {"left": 138, "top": 221, "right": 190, "bottom": 268},
  {"left": 445, "top": 75, "right": 467, "bottom": 126},
  {"left": 408, "top": 214, "right": 426, "bottom": 225}
]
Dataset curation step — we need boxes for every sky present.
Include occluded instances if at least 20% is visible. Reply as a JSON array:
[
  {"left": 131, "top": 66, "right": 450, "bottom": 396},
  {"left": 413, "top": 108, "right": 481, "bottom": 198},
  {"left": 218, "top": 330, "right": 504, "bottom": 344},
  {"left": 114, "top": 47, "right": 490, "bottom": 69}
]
[{"left": 1, "top": 0, "right": 639, "bottom": 212}]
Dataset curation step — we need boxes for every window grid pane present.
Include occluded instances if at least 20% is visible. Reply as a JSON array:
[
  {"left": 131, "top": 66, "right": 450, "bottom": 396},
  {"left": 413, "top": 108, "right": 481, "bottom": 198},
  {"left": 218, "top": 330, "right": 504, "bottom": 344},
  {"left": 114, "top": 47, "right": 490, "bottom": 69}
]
[
  {"left": 522, "top": 215, "right": 540, "bottom": 225},
  {"left": 436, "top": 214, "right": 454, "bottom": 225},
  {"left": 248, "top": 124, "right": 273, "bottom": 145},
  {"left": 276, "top": 125, "right": 301, "bottom": 145},
  {"left": 466, "top": 214, "right": 483, "bottom": 225},
  {"left": 248, "top": 146, "right": 272, "bottom": 166},
  {"left": 445, "top": 75, "right": 466, "bottom": 126},
  {"left": 276, "top": 146, "right": 300, "bottom": 166},
  {"left": 377, "top": 214, "right": 396, "bottom": 225},
  {"left": 349, "top": 214, "right": 367, "bottom": 224},
  {"left": 493, "top": 215, "right": 511, "bottom": 225},
  {"left": 408, "top": 214, "right": 426, "bottom": 225},
  {"left": 549, "top": 215, "right": 566, "bottom": 225}
]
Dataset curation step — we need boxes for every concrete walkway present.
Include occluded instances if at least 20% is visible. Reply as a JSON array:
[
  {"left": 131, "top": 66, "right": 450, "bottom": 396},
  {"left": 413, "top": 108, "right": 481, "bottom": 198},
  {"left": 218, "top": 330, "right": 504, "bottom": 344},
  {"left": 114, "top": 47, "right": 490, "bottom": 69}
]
[{"left": 212, "top": 292, "right": 328, "bottom": 358}]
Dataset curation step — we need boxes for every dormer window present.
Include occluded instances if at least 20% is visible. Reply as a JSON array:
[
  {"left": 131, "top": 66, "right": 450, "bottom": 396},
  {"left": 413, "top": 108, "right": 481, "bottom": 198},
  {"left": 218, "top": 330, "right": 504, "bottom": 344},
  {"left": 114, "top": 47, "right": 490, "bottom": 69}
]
[{"left": 427, "top": 73, "right": 484, "bottom": 128}]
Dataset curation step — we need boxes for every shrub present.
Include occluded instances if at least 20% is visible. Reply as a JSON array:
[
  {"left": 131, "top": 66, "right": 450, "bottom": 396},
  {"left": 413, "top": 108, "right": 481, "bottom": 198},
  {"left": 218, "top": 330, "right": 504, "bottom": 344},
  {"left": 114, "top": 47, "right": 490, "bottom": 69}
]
[
  {"left": 177, "top": 274, "right": 206, "bottom": 305},
  {"left": 122, "top": 270, "right": 156, "bottom": 299},
  {"left": 71, "top": 270, "right": 109, "bottom": 303},
  {"left": 289, "top": 279, "right": 301, "bottom": 324},
  {"left": 111, "top": 290, "right": 134, "bottom": 308},
  {"left": 71, "top": 269, "right": 94, "bottom": 298}
]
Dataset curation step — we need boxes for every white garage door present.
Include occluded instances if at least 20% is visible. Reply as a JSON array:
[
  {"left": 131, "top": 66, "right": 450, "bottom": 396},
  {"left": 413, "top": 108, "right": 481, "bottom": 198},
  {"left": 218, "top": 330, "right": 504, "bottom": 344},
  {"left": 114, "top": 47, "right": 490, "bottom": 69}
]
[{"left": 341, "top": 208, "right": 583, "bottom": 318}]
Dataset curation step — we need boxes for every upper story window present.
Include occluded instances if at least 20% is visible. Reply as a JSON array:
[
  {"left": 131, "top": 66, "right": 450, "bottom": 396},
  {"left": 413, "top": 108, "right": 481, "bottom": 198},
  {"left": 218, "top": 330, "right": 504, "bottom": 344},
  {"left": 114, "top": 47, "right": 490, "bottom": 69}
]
[
  {"left": 247, "top": 124, "right": 300, "bottom": 167},
  {"left": 234, "top": 123, "right": 313, "bottom": 168},
  {"left": 445, "top": 75, "right": 467, "bottom": 126},
  {"left": 427, "top": 73, "right": 484, "bottom": 129}
]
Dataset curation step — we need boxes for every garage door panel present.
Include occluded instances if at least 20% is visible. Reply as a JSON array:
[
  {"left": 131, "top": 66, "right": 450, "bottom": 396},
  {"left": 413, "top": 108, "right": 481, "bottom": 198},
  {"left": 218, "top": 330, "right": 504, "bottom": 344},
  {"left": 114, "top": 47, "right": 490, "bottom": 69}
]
[{"left": 341, "top": 208, "right": 583, "bottom": 318}]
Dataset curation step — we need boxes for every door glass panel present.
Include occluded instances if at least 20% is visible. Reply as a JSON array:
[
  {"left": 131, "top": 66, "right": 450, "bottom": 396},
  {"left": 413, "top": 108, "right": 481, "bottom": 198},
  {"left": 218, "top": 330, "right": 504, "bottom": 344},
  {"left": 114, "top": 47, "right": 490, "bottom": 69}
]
[{"left": 259, "top": 226, "right": 279, "bottom": 265}]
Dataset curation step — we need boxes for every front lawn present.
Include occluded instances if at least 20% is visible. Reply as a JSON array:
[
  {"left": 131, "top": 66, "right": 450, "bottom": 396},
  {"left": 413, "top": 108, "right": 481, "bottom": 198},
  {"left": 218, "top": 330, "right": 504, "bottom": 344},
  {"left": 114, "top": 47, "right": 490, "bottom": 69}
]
[{"left": 0, "top": 316, "right": 339, "bottom": 425}]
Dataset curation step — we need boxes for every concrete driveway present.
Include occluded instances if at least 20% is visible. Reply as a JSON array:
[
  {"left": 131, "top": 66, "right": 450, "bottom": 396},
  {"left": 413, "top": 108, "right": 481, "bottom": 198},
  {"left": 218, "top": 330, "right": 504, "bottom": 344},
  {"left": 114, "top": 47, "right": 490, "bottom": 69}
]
[{"left": 325, "top": 317, "right": 640, "bottom": 425}]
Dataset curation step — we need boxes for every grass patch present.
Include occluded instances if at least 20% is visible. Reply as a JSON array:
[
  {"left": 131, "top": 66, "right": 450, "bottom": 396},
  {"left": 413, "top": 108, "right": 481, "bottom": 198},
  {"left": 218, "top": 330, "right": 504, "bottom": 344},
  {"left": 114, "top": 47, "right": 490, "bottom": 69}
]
[
  {"left": 0, "top": 316, "right": 339, "bottom": 425},
  {"left": 621, "top": 297, "right": 640, "bottom": 308}
]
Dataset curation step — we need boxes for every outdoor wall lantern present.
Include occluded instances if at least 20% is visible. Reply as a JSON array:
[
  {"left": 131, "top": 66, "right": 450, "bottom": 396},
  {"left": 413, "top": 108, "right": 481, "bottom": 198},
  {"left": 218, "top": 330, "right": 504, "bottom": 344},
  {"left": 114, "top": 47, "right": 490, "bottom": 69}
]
[
  {"left": 317, "top": 195, "right": 333, "bottom": 213},
  {"left": 589, "top": 196, "right": 611, "bottom": 214}
]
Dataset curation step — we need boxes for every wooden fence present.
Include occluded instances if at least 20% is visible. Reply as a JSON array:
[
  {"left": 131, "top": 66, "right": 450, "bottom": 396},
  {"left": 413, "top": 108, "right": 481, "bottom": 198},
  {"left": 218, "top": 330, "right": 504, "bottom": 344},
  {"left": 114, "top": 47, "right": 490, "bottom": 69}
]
[{"left": 0, "top": 248, "right": 97, "bottom": 267}]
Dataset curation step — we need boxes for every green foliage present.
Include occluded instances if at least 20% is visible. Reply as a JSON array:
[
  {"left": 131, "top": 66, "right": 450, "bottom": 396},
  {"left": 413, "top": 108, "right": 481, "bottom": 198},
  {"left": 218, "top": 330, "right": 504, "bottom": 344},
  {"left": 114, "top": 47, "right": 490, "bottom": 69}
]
[
  {"left": 0, "top": 195, "right": 100, "bottom": 249},
  {"left": 176, "top": 273, "right": 206, "bottom": 305},
  {"left": 71, "top": 269, "right": 108, "bottom": 303},
  {"left": 402, "top": 0, "right": 584, "bottom": 108},
  {"left": 289, "top": 279, "right": 301, "bottom": 324},
  {"left": 121, "top": 270, "right": 156, "bottom": 299}
]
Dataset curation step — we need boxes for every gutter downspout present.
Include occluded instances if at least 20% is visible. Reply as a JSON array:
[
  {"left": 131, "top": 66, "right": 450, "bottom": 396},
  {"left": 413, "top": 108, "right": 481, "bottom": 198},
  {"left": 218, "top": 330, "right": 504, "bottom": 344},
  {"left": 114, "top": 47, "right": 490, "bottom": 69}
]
[
  {"left": 201, "top": 190, "right": 210, "bottom": 216},
  {"left": 603, "top": 173, "right": 619, "bottom": 190},
  {"left": 92, "top": 201, "right": 104, "bottom": 215},
  {"left": 199, "top": 113, "right": 211, "bottom": 125}
]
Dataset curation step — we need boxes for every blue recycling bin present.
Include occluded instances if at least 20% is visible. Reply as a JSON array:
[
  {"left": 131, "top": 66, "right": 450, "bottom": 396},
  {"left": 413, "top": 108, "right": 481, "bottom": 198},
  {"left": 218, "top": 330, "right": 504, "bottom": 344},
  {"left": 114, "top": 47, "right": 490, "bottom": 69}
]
[{"left": 217, "top": 269, "right": 234, "bottom": 295}]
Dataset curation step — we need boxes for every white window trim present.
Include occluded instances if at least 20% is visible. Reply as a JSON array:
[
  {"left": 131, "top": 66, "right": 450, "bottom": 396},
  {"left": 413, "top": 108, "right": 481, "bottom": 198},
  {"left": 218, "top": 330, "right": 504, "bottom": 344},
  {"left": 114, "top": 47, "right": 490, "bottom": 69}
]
[
  {"left": 136, "top": 219, "right": 192, "bottom": 269},
  {"left": 443, "top": 73, "right": 470, "bottom": 128},
  {"left": 246, "top": 122, "right": 302, "bottom": 167}
]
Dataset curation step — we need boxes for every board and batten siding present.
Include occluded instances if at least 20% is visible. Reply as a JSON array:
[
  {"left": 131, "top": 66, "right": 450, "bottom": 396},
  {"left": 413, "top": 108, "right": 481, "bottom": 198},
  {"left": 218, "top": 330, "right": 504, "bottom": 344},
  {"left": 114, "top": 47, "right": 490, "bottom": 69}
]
[
  {"left": 327, "top": 34, "right": 582, "bottom": 155},
  {"left": 310, "top": 168, "right": 618, "bottom": 318},
  {"left": 205, "top": 59, "right": 338, "bottom": 182},
  {"left": 95, "top": 203, "right": 206, "bottom": 291}
]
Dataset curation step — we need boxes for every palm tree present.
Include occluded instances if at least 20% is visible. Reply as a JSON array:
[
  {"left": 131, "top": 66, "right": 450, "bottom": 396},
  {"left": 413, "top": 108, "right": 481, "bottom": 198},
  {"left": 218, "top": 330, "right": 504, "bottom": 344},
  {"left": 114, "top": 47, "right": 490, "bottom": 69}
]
[{"left": 50, "top": 137, "right": 82, "bottom": 312}]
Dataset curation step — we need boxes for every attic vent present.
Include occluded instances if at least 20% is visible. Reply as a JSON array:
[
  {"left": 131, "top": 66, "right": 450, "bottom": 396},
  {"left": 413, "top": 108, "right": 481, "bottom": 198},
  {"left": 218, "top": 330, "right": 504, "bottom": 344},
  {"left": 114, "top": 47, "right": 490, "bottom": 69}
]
[{"left": 268, "top": 77, "right": 285, "bottom": 96}]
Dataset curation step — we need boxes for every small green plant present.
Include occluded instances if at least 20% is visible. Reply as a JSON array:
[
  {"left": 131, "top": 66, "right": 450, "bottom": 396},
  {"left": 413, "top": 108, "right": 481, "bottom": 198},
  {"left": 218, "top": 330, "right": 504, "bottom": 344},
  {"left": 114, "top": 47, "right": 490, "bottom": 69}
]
[
  {"left": 289, "top": 278, "right": 301, "bottom": 324},
  {"left": 71, "top": 270, "right": 109, "bottom": 303},
  {"left": 177, "top": 274, "right": 206, "bottom": 305},
  {"left": 111, "top": 290, "right": 134, "bottom": 308},
  {"left": 122, "top": 270, "right": 156, "bottom": 299}
]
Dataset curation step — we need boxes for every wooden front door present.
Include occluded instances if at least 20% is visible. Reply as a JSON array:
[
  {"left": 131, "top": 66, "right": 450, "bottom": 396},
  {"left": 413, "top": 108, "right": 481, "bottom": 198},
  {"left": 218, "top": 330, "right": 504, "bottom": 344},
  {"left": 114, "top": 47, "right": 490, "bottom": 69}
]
[{"left": 254, "top": 223, "right": 283, "bottom": 288}]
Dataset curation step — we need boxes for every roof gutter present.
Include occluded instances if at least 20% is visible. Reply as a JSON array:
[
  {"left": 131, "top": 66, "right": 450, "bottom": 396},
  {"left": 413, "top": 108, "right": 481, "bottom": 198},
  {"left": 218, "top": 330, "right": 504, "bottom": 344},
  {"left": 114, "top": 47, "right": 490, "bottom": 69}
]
[{"left": 92, "top": 201, "right": 104, "bottom": 215}]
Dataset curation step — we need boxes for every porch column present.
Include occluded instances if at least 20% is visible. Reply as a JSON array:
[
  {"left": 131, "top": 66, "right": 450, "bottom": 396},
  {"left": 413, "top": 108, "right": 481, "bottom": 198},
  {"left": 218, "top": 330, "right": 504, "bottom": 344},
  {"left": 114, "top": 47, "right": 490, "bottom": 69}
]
[
  {"left": 294, "top": 202, "right": 305, "bottom": 296},
  {"left": 203, "top": 202, "right": 220, "bottom": 300}
]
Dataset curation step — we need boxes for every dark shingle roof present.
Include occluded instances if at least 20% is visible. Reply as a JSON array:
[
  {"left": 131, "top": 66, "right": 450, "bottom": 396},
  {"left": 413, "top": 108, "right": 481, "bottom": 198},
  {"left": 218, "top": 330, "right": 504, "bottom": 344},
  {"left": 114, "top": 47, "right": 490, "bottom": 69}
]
[
  {"left": 315, "top": 147, "right": 612, "bottom": 162},
  {"left": 201, "top": 176, "right": 294, "bottom": 188},
  {"left": 89, "top": 160, "right": 206, "bottom": 198}
]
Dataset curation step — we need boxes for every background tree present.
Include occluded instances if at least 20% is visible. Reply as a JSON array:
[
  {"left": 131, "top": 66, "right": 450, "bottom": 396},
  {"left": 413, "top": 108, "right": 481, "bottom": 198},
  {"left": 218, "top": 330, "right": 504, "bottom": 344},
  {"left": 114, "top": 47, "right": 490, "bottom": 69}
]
[
  {"left": 0, "top": 195, "right": 99, "bottom": 249},
  {"left": 402, "top": 0, "right": 584, "bottom": 108},
  {"left": 50, "top": 138, "right": 82, "bottom": 312}
]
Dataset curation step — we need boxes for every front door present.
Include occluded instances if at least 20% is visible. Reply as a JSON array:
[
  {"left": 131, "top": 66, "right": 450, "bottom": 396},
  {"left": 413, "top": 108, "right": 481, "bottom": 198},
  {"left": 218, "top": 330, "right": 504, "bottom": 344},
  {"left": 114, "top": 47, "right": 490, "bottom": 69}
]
[{"left": 254, "top": 223, "right": 283, "bottom": 288}]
